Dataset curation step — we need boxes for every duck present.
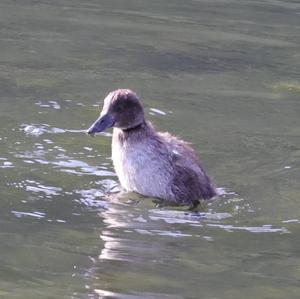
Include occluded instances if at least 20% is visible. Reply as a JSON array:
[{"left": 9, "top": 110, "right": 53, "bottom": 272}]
[{"left": 87, "top": 89, "right": 217, "bottom": 206}]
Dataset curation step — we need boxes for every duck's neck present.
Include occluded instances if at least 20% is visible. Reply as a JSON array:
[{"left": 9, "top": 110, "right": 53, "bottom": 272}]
[
  {"left": 113, "top": 121, "right": 154, "bottom": 145},
  {"left": 122, "top": 121, "right": 144, "bottom": 133}
]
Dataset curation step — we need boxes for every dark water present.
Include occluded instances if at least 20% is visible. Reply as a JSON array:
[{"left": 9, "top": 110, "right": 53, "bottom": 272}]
[{"left": 0, "top": 0, "right": 300, "bottom": 298}]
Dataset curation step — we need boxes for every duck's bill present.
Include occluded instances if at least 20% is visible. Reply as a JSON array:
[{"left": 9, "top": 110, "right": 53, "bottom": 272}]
[{"left": 86, "top": 114, "right": 115, "bottom": 136}]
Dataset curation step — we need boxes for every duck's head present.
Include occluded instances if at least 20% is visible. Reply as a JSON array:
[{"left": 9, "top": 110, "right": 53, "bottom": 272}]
[{"left": 87, "top": 89, "right": 144, "bottom": 136}]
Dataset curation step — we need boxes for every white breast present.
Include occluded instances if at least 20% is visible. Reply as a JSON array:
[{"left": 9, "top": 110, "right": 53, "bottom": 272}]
[{"left": 112, "top": 134, "right": 173, "bottom": 199}]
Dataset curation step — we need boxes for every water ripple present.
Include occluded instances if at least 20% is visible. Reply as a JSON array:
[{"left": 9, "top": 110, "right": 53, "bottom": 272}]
[
  {"left": 94, "top": 288, "right": 183, "bottom": 299},
  {"left": 25, "top": 180, "right": 63, "bottom": 197},
  {"left": 35, "top": 100, "right": 61, "bottom": 110},
  {"left": 16, "top": 142, "right": 115, "bottom": 177},
  {"left": 149, "top": 107, "right": 167, "bottom": 116},
  {"left": 282, "top": 219, "right": 299, "bottom": 224},
  {"left": 53, "top": 159, "right": 116, "bottom": 177},
  {"left": 149, "top": 209, "right": 232, "bottom": 224},
  {"left": 207, "top": 223, "right": 289, "bottom": 234},
  {"left": 11, "top": 210, "right": 46, "bottom": 219},
  {"left": 22, "top": 123, "right": 67, "bottom": 136},
  {"left": 0, "top": 158, "right": 14, "bottom": 168},
  {"left": 21, "top": 123, "right": 109, "bottom": 137},
  {"left": 11, "top": 210, "right": 67, "bottom": 223}
]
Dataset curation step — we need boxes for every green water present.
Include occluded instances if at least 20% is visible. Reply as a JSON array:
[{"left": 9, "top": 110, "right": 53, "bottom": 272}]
[{"left": 0, "top": 0, "right": 300, "bottom": 298}]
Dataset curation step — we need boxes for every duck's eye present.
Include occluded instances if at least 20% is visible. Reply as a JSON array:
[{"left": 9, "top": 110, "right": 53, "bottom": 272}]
[{"left": 114, "top": 101, "right": 125, "bottom": 113}]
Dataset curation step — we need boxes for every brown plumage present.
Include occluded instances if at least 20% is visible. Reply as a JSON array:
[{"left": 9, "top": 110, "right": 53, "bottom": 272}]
[{"left": 87, "top": 89, "right": 217, "bottom": 206}]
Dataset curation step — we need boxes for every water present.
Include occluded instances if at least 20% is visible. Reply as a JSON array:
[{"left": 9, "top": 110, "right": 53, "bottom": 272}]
[{"left": 1, "top": 0, "right": 300, "bottom": 298}]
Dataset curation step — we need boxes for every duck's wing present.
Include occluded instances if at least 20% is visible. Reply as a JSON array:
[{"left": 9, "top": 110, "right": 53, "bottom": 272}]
[{"left": 158, "top": 132, "right": 216, "bottom": 201}]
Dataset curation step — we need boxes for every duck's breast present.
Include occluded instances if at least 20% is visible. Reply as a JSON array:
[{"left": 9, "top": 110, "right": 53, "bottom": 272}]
[{"left": 112, "top": 134, "right": 173, "bottom": 199}]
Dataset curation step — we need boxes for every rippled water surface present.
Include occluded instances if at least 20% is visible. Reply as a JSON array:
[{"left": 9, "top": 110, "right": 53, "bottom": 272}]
[{"left": 1, "top": 0, "right": 300, "bottom": 298}]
